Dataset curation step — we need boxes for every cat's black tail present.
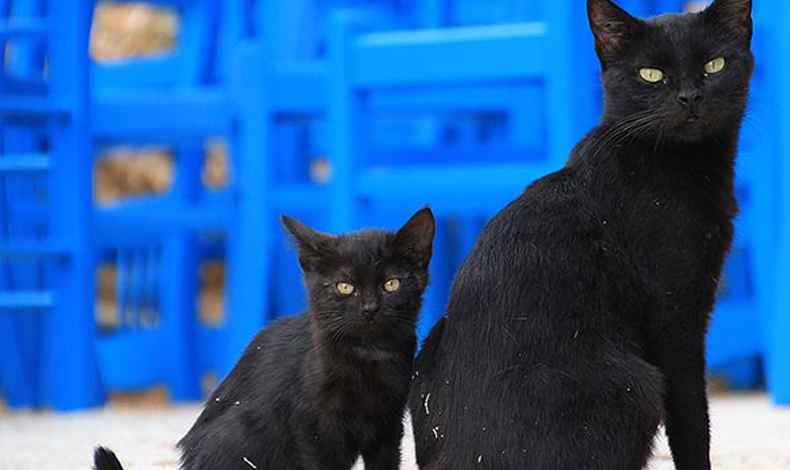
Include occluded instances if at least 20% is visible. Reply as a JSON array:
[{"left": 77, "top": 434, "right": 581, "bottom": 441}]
[{"left": 93, "top": 447, "right": 125, "bottom": 470}]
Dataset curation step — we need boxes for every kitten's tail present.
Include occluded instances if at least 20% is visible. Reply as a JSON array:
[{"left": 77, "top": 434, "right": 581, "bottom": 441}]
[{"left": 93, "top": 447, "right": 126, "bottom": 470}]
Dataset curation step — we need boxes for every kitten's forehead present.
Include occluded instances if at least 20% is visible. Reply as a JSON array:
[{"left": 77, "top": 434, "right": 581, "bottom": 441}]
[
  {"left": 331, "top": 230, "right": 398, "bottom": 276},
  {"left": 334, "top": 230, "right": 392, "bottom": 256}
]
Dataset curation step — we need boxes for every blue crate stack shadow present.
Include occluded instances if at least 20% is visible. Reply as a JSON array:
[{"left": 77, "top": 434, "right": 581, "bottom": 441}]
[{"left": 0, "top": 0, "right": 788, "bottom": 411}]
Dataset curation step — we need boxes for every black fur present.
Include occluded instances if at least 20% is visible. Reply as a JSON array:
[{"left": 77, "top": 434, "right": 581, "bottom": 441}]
[
  {"left": 409, "top": 1, "right": 753, "bottom": 469},
  {"left": 95, "top": 208, "right": 435, "bottom": 470},
  {"left": 93, "top": 447, "right": 124, "bottom": 470}
]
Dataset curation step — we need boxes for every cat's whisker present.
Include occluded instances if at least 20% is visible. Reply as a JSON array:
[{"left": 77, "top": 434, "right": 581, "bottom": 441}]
[{"left": 584, "top": 111, "right": 663, "bottom": 162}]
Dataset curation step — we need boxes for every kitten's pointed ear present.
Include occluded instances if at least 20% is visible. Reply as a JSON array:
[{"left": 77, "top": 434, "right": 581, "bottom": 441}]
[
  {"left": 395, "top": 207, "right": 436, "bottom": 269},
  {"left": 587, "top": 0, "right": 640, "bottom": 64},
  {"left": 280, "top": 215, "right": 333, "bottom": 271},
  {"left": 705, "top": 0, "right": 752, "bottom": 43}
]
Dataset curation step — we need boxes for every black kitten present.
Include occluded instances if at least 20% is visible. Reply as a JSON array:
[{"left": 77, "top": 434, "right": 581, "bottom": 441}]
[
  {"left": 409, "top": 1, "right": 752, "bottom": 469},
  {"left": 95, "top": 207, "right": 435, "bottom": 470}
]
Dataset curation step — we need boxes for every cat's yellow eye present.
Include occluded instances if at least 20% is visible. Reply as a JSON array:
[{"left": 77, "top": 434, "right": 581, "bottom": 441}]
[
  {"left": 336, "top": 282, "right": 355, "bottom": 296},
  {"left": 704, "top": 57, "right": 726, "bottom": 75},
  {"left": 383, "top": 278, "right": 401, "bottom": 293},
  {"left": 639, "top": 68, "right": 665, "bottom": 83}
]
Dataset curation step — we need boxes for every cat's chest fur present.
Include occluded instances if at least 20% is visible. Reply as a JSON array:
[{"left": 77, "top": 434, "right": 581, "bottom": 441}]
[{"left": 594, "top": 142, "right": 737, "bottom": 315}]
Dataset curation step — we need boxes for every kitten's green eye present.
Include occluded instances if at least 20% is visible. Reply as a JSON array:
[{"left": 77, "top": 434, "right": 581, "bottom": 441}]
[
  {"left": 639, "top": 68, "right": 665, "bottom": 83},
  {"left": 383, "top": 278, "right": 400, "bottom": 293},
  {"left": 704, "top": 57, "right": 726, "bottom": 75},
  {"left": 336, "top": 282, "right": 355, "bottom": 296}
]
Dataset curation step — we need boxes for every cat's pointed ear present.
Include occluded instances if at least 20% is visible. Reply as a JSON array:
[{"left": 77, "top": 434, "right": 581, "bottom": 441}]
[
  {"left": 281, "top": 215, "right": 333, "bottom": 271},
  {"left": 704, "top": 0, "right": 752, "bottom": 43},
  {"left": 394, "top": 207, "right": 435, "bottom": 269},
  {"left": 587, "top": 0, "right": 640, "bottom": 64}
]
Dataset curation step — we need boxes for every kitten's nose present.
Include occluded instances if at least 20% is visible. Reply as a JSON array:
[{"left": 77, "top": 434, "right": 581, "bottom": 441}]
[{"left": 677, "top": 90, "right": 702, "bottom": 108}]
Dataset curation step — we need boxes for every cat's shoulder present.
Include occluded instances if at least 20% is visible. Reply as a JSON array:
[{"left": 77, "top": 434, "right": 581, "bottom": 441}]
[{"left": 503, "top": 166, "right": 593, "bottom": 221}]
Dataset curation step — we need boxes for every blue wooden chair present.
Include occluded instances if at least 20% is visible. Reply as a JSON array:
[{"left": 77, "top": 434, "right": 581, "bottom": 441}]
[
  {"left": 91, "top": 0, "right": 404, "bottom": 386},
  {"left": 213, "top": 0, "right": 566, "bottom": 364},
  {"left": 0, "top": 0, "right": 266, "bottom": 405},
  {"left": 0, "top": 0, "right": 47, "bottom": 408},
  {"left": 85, "top": 0, "right": 414, "bottom": 394},
  {"left": 208, "top": 0, "right": 425, "bottom": 377},
  {"left": 325, "top": 0, "right": 782, "bottom": 380},
  {"left": 89, "top": 0, "right": 244, "bottom": 401},
  {"left": 0, "top": 0, "right": 104, "bottom": 410},
  {"left": 324, "top": 3, "right": 590, "bottom": 335}
]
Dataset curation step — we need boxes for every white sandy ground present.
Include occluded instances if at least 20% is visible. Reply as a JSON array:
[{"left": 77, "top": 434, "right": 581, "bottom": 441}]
[{"left": 0, "top": 394, "right": 788, "bottom": 470}]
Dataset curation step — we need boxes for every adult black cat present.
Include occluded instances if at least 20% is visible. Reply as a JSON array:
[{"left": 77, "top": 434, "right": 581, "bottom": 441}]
[
  {"left": 408, "top": 1, "right": 753, "bottom": 469},
  {"left": 95, "top": 207, "right": 435, "bottom": 470}
]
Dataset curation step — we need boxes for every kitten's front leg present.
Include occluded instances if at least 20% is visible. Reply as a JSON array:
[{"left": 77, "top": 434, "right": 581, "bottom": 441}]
[
  {"left": 294, "top": 427, "right": 350, "bottom": 470},
  {"left": 651, "top": 326, "right": 711, "bottom": 470},
  {"left": 362, "top": 422, "right": 403, "bottom": 470}
]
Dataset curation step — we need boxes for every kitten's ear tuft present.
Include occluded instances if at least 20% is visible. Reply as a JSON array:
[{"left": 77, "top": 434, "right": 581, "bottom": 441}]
[
  {"left": 705, "top": 0, "right": 752, "bottom": 43},
  {"left": 280, "top": 215, "right": 333, "bottom": 271},
  {"left": 395, "top": 207, "right": 436, "bottom": 269},
  {"left": 587, "top": 0, "right": 640, "bottom": 64}
]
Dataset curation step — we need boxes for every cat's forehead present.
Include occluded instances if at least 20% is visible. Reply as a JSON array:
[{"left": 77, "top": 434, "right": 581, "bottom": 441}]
[{"left": 636, "top": 12, "right": 736, "bottom": 62}]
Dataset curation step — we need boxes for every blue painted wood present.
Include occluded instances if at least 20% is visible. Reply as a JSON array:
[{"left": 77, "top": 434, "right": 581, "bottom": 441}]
[
  {"left": 768, "top": 0, "right": 790, "bottom": 405},
  {"left": 91, "top": 89, "right": 230, "bottom": 141},
  {"left": 95, "top": 195, "right": 233, "bottom": 239},
  {"left": 40, "top": 0, "right": 104, "bottom": 410},
  {"left": 89, "top": 0, "right": 230, "bottom": 402},
  {"left": 2, "top": 0, "right": 782, "bottom": 408},
  {"left": 327, "top": 13, "right": 367, "bottom": 233},
  {"left": 159, "top": 143, "right": 203, "bottom": 401},
  {"left": 96, "top": 330, "right": 167, "bottom": 390},
  {"left": 218, "top": 41, "right": 272, "bottom": 377},
  {"left": 201, "top": 0, "right": 429, "bottom": 376},
  {"left": 0, "top": 290, "right": 53, "bottom": 309},
  {"left": 0, "top": 97, "right": 69, "bottom": 116},
  {"left": 0, "top": 243, "right": 67, "bottom": 259},
  {"left": 0, "top": 94, "right": 48, "bottom": 407},
  {"left": 0, "top": 153, "right": 49, "bottom": 173},
  {"left": 0, "top": 19, "right": 46, "bottom": 38},
  {"left": 349, "top": 24, "right": 548, "bottom": 87},
  {"left": 0, "top": 0, "right": 104, "bottom": 410},
  {"left": 324, "top": 5, "right": 589, "bottom": 322},
  {"left": 0, "top": 314, "right": 37, "bottom": 407}
]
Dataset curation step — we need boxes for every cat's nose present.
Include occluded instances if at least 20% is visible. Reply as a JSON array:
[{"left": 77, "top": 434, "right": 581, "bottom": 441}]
[
  {"left": 361, "top": 303, "right": 379, "bottom": 317},
  {"left": 677, "top": 90, "right": 702, "bottom": 108}
]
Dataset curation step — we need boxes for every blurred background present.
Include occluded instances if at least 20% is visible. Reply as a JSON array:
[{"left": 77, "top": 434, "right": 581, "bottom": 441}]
[{"left": 0, "top": 0, "right": 789, "bottom": 418}]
